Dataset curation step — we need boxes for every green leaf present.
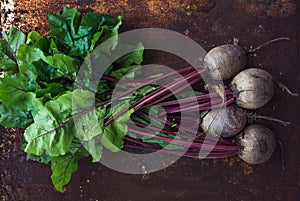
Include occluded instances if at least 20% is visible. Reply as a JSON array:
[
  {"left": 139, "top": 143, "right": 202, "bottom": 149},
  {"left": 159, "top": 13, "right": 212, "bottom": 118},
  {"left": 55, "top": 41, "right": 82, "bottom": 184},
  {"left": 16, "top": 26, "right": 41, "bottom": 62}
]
[
  {"left": 74, "top": 107, "right": 104, "bottom": 141},
  {"left": 130, "top": 108, "right": 154, "bottom": 126},
  {"left": 24, "top": 91, "right": 74, "bottom": 156},
  {"left": 50, "top": 38, "right": 60, "bottom": 54},
  {"left": 72, "top": 89, "right": 96, "bottom": 112},
  {"left": 27, "top": 31, "right": 51, "bottom": 54},
  {"left": 51, "top": 138, "right": 89, "bottom": 192},
  {"left": 87, "top": 14, "right": 119, "bottom": 51},
  {"left": 47, "top": 7, "right": 122, "bottom": 58},
  {"left": 72, "top": 90, "right": 105, "bottom": 161},
  {"left": 0, "top": 40, "right": 18, "bottom": 74},
  {"left": 0, "top": 104, "right": 33, "bottom": 128},
  {"left": 128, "top": 85, "right": 158, "bottom": 104},
  {"left": 83, "top": 135, "right": 103, "bottom": 162},
  {"left": 17, "top": 44, "right": 46, "bottom": 67},
  {"left": 100, "top": 43, "right": 144, "bottom": 83},
  {"left": 28, "top": 60, "right": 52, "bottom": 81},
  {"left": 113, "top": 42, "right": 144, "bottom": 68},
  {"left": 3, "top": 28, "right": 26, "bottom": 54},
  {"left": 35, "top": 81, "right": 66, "bottom": 98},
  {"left": 47, "top": 7, "right": 78, "bottom": 48},
  {"left": 0, "top": 74, "right": 37, "bottom": 108},
  {"left": 96, "top": 79, "right": 110, "bottom": 95},
  {"left": 131, "top": 109, "right": 186, "bottom": 150},
  {"left": 90, "top": 30, "right": 104, "bottom": 52},
  {"left": 46, "top": 53, "right": 79, "bottom": 80},
  {"left": 102, "top": 103, "right": 134, "bottom": 152},
  {"left": 26, "top": 153, "right": 52, "bottom": 164},
  {"left": 79, "top": 13, "right": 116, "bottom": 38},
  {"left": 96, "top": 16, "right": 122, "bottom": 54},
  {"left": 109, "top": 65, "right": 140, "bottom": 80},
  {"left": 51, "top": 152, "right": 77, "bottom": 193}
]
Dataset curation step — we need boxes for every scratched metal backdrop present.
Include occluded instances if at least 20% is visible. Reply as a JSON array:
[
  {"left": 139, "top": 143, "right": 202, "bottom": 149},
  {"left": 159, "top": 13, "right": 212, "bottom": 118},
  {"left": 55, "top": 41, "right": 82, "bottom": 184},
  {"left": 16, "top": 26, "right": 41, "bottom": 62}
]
[{"left": 0, "top": 0, "right": 299, "bottom": 200}]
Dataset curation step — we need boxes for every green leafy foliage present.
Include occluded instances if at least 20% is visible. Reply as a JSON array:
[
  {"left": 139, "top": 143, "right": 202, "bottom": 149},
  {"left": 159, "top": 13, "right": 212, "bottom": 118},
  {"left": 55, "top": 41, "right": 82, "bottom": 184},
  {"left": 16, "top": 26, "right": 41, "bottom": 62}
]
[
  {"left": 2, "top": 28, "right": 26, "bottom": 54},
  {"left": 83, "top": 135, "right": 103, "bottom": 162},
  {"left": 23, "top": 91, "right": 74, "bottom": 156},
  {"left": 0, "top": 7, "right": 150, "bottom": 193},
  {"left": 0, "top": 74, "right": 36, "bottom": 106},
  {"left": 27, "top": 31, "right": 51, "bottom": 53},
  {"left": 51, "top": 139, "right": 89, "bottom": 192},
  {"left": 17, "top": 44, "right": 46, "bottom": 65},
  {"left": 26, "top": 153, "right": 52, "bottom": 164},
  {"left": 47, "top": 7, "right": 121, "bottom": 58},
  {"left": 46, "top": 53, "right": 79, "bottom": 80},
  {"left": 0, "top": 40, "right": 18, "bottom": 74},
  {"left": 102, "top": 103, "right": 134, "bottom": 152},
  {"left": 0, "top": 105, "right": 33, "bottom": 128}
]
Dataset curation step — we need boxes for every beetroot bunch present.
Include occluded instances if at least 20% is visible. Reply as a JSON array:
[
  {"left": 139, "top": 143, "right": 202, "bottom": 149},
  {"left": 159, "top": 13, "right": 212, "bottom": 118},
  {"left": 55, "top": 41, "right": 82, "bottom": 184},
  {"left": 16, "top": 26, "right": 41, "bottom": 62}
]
[
  {"left": 123, "top": 38, "right": 294, "bottom": 166},
  {"left": 0, "top": 7, "right": 295, "bottom": 192}
]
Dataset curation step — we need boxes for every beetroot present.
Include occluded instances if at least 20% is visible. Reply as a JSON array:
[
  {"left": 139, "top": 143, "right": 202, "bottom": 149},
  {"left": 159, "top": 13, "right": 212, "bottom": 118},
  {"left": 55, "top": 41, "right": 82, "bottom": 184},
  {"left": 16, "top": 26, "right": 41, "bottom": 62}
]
[
  {"left": 204, "top": 43, "right": 247, "bottom": 81},
  {"left": 237, "top": 124, "right": 276, "bottom": 164},
  {"left": 231, "top": 68, "right": 274, "bottom": 109},
  {"left": 200, "top": 104, "right": 247, "bottom": 138}
]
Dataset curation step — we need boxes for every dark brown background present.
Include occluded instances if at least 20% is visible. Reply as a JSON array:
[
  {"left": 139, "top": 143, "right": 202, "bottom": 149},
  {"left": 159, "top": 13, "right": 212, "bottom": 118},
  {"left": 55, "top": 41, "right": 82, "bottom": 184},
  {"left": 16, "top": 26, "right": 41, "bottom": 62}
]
[{"left": 1, "top": 0, "right": 299, "bottom": 201}]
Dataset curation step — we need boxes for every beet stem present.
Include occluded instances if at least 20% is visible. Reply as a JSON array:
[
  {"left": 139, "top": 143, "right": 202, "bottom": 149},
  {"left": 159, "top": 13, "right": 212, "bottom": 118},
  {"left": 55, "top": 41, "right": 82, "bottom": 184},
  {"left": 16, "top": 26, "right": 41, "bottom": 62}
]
[
  {"left": 124, "top": 144, "right": 238, "bottom": 159},
  {"left": 277, "top": 140, "right": 285, "bottom": 182},
  {"left": 164, "top": 96, "right": 234, "bottom": 114},
  {"left": 138, "top": 110, "right": 228, "bottom": 144},
  {"left": 104, "top": 71, "right": 201, "bottom": 126},
  {"left": 248, "top": 37, "right": 290, "bottom": 53},
  {"left": 276, "top": 81, "right": 299, "bottom": 97},
  {"left": 128, "top": 128, "right": 240, "bottom": 151},
  {"left": 158, "top": 88, "right": 233, "bottom": 107},
  {"left": 248, "top": 113, "right": 291, "bottom": 127},
  {"left": 142, "top": 76, "right": 201, "bottom": 107}
]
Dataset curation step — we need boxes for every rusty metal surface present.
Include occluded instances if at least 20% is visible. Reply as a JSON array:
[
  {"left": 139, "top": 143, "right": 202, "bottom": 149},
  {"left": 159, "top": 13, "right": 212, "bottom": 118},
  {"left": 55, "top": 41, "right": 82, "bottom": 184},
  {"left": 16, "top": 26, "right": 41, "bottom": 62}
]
[{"left": 1, "top": 0, "right": 300, "bottom": 200}]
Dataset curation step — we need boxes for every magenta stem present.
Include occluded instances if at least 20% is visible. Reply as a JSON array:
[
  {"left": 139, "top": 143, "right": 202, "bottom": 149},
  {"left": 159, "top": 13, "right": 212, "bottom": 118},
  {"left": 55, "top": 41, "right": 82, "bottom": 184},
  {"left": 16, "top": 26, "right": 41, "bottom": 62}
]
[
  {"left": 158, "top": 88, "right": 233, "bottom": 107},
  {"left": 128, "top": 128, "right": 240, "bottom": 151},
  {"left": 124, "top": 144, "right": 239, "bottom": 159},
  {"left": 104, "top": 70, "right": 202, "bottom": 126}
]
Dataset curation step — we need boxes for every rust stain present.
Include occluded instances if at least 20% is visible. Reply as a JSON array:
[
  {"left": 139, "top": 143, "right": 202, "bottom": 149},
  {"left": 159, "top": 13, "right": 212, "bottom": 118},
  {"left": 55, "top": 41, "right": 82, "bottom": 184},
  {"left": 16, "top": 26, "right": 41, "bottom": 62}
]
[
  {"left": 222, "top": 157, "right": 253, "bottom": 175},
  {"left": 222, "top": 157, "right": 229, "bottom": 163},
  {"left": 235, "top": 0, "right": 296, "bottom": 18},
  {"left": 222, "top": 157, "right": 240, "bottom": 167},
  {"left": 89, "top": 0, "right": 130, "bottom": 14},
  {"left": 228, "top": 158, "right": 235, "bottom": 167},
  {"left": 265, "top": 0, "right": 296, "bottom": 17},
  {"left": 1, "top": 0, "right": 216, "bottom": 36},
  {"left": 240, "top": 162, "right": 253, "bottom": 175},
  {"left": 213, "top": 159, "right": 217, "bottom": 167},
  {"left": 146, "top": 0, "right": 214, "bottom": 15}
]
